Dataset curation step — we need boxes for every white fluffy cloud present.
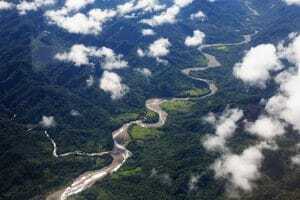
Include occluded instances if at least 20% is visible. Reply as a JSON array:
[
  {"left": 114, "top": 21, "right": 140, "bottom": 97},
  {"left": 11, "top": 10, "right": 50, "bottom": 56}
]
[
  {"left": 45, "top": 0, "right": 165, "bottom": 35},
  {"left": 117, "top": 0, "right": 165, "bottom": 15},
  {"left": 291, "top": 144, "right": 300, "bottom": 165},
  {"left": 233, "top": 33, "right": 300, "bottom": 173},
  {"left": 137, "top": 48, "right": 145, "bottom": 57},
  {"left": 100, "top": 71, "right": 128, "bottom": 99},
  {"left": 142, "top": 0, "right": 194, "bottom": 26},
  {"left": 148, "top": 38, "right": 171, "bottom": 58},
  {"left": 266, "top": 70, "right": 300, "bottom": 131},
  {"left": 278, "top": 32, "right": 300, "bottom": 66},
  {"left": 234, "top": 33, "right": 300, "bottom": 135},
  {"left": 55, "top": 44, "right": 128, "bottom": 69},
  {"left": 185, "top": 30, "right": 205, "bottom": 47},
  {"left": 246, "top": 116, "right": 285, "bottom": 140},
  {"left": 142, "top": 29, "right": 155, "bottom": 36},
  {"left": 45, "top": 8, "right": 117, "bottom": 35},
  {"left": 55, "top": 44, "right": 92, "bottom": 66},
  {"left": 0, "top": 1, "right": 14, "bottom": 10},
  {"left": 190, "top": 10, "right": 206, "bottom": 20},
  {"left": 292, "top": 154, "right": 300, "bottom": 165},
  {"left": 95, "top": 47, "right": 128, "bottom": 70},
  {"left": 64, "top": 0, "right": 95, "bottom": 11},
  {"left": 17, "top": 0, "right": 56, "bottom": 15},
  {"left": 213, "top": 144, "right": 264, "bottom": 192},
  {"left": 283, "top": 0, "right": 300, "bottom": 5},
  {"left": 136, "top": 68, "right": 152, "bottom": 77},
  {"left": 233, "top": 44, "right": 282, "bottom": 88},
  {"left": 203, "top": 107, "right": 280, "bottom": 193},
  {"left": 142, "top": 6, "right": 179, "bottom": 26},
  {"left": 40, "top": 116, "right": 56, "bottom": 128},
  {"left": 265, "top": 34, "right": 300, "bottom": 132},
  {"left": 203, "top": 108, "right": 244, "bottom": 152},
  {"left": 137, "top": 38, "right": 171, "bottom": 62}
]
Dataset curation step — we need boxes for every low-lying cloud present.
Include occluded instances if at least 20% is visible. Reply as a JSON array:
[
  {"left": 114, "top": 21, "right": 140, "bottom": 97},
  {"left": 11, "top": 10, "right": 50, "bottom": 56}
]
[
  {"left": 0, "top": 1, "right": 14, "bottom": 10},
  {"left": 40, "top": 116, "right": 56, "bottom": 128},
  {"left": 55, "top": 44, "right": 128, "bottom": 70},
  {"left": 233, "top": 44, "right": 282, "bottom": 88},
  {"left": 203, "top": 108, "right": 244, "bottom": 152},
  {"left": 45, "top": 0, "right": 165, "bottom": 35},
  {"left": 136, "top": 68, "right": 152, "bottom": 77},
  {"left": 190, "top": 10, "right": 206, "bottom": 20},
  {"left": 246, "top": 115, "right": 286, "bottom": 140},
  {"left": 138, "top": 38, "right": 171, "bottom": 63},
  {"left": 283, "top": 0, "right": 300, "bottom": 5},
  {"left": 17, "top": 0, "right": 56, "bottom": 15},
  {"left": 226, "top": 33, "right": 300, "bottom": 193},
  {"left": 213, "top": 144, "right": 265, "bottom": 192},
  {"left": 142, "top": 0, "right": 194, "bottom": 26},
  {"left": 185, "top": 30, "right": 205, "bottom": 47},
  {"left": 100, "top": 71, "right": 128, "bottom": 100},
  {"left": 142, "top": 29, "right": 156, "bottom": 36}
]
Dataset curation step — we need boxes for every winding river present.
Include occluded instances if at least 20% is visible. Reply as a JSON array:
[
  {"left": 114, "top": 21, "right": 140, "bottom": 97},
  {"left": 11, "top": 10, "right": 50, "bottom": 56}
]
[{"left": 46, "top": 34, "right": 254, "bottom": 200}]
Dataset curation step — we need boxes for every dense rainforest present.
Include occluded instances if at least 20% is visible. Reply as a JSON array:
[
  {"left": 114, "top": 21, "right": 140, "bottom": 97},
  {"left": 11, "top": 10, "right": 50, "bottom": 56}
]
[{"left": 0, "top": 0, "right": 299, "bottom": 199}]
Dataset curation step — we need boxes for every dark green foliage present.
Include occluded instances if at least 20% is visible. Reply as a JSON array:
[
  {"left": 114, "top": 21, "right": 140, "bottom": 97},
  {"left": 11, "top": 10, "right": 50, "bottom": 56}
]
[{"left": 1, "top": 0, "right": 300, "bottom": 199}]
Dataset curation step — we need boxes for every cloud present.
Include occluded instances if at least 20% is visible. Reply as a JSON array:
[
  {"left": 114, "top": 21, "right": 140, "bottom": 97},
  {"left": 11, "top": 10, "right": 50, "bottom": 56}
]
[
  {"left": 190, "top": 10, "right": 206, "bottom": 20},
  {"left": 17, "top": 0, "right": 56, "bottom": 15},
  {"left": 45, "top": 0, "right": 165, "bottom": 35},
  {"left": 137, "top": 38, "right": 171, "bottom": 62},
  {"left": 117, "top": 0, "right": 165, "bottom": 15},
  {"left": 142, "top": 28, "right": 155, "bottom": 36},
  {"left": 137, "top": 48, "right": 145, "bottom": 57},
  {"left": 137, "top": 38, "right": 171, "bottom": 63},
  {"left": 0, "top": 1, "right": 14, "bottom": 10},
  {"left": 246, "top": 116, "right": 286, "bottom": 140},
  {"left": 283, "top": 0, "right": 300, "bottom": 5},
  {"left": 142, "top": 6, "right": 179, "bottom": 26},
  {"left": 203, "top": 107, "right": 279, "bottom": 194},
  {"left": 45, "top": 8, "right": 117, "bottom": 35},
  {"left": 136, "top": 68, "right": 152, "bottom": 77},
  {"left": 264, "top": 34, "right": 300, "bottom": 132},
  {"left": 185, "top": 30, "right": 205, "bottom": 47},
  {"left": 234, "top": 34, "right": 300, "bottom": 134},
  {"left": 64, "top": 0, "right": 95, "bottom": 11},
  {"left": 55, "top": 44, "right": 128, "bottom": 69},
  {"left": 291, "top": 144, "right": 300, "bottom": 165},
  {"left": 212, "top": 144, "right": 264, "bottom": 192},
  {"left": 292, "top": 154, "right": 300, "bottom": 165},
  {"left": 55, "top": 44, "right": 93, "bottom": 66},
  {"left": 142, "top": 0, "right": 194, "bottom": 26},
  {"left": 99, "top": 71, "right": 128, "bottom": 99},
  {"left": 203, "top": 108, "right": 244, "bottom": 152},
  {"left": 174, "top": 0, "right": 194, "bottom": 7},
  {"left": 278, "top": 32, "right": 300, "bottom": 66},
  {"left": 95, "top": 47, "right": 128, "bottom": 70},
  {"left": 56, "top": 44, "right": 129, "bottom": 99},
  {"left": 266, "top": 70, "right": 300, "bottom": 131},
  {"left": 233, "top": 44, "right": 282, "bottom": 88},
  {"left": 40, "top": 116, "right": 56, "bottom": 128},
  {"left": 232, "top": 33, "right": 300, "bottom": 173},
  {"left": 205, "top": 32, "right": 300, "bottom": 197},
  {"left": 148, "top": 38, "right": 171, "bottom": 58}
]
